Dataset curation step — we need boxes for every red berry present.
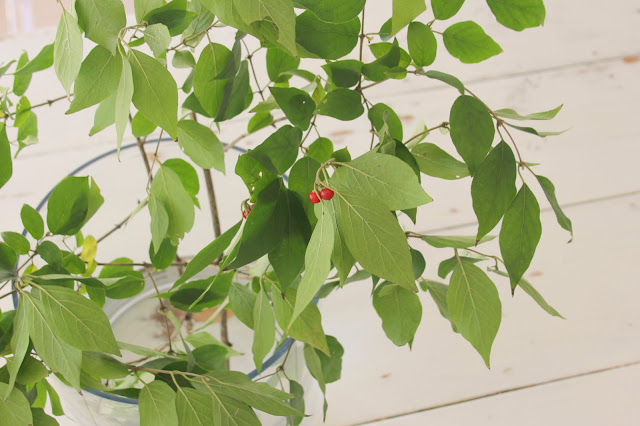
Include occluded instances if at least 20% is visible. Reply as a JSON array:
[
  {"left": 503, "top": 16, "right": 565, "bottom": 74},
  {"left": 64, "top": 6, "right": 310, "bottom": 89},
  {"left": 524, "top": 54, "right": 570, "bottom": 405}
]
[
  {"left": 319, "top": 188, "right": 334, "bottom": 200},
  {"left": 308, "top": 191, "right": 321, "bottom": 204},
  {"left": 242, "top": 210, "right": 248, "bottom": 219}
]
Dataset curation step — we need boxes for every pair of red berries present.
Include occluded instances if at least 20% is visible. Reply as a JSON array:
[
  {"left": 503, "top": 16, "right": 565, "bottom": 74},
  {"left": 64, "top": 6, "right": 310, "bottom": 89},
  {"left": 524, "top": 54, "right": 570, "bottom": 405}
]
[
  {"left": 308, "top": 188, "right": 334, "bottom": 204},
  {"left": 242, "top": 204, "right": 254, "bottom": 219}
]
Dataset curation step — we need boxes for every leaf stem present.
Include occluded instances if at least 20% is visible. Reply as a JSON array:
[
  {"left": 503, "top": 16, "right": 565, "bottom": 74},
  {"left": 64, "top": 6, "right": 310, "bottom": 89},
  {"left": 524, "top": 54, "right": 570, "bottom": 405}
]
[
  {"left": 148, "top": 271, "right": 174, "bottom": 354},
  {"left": 403, "top": 122, "right": 449, "bottom": 145}
]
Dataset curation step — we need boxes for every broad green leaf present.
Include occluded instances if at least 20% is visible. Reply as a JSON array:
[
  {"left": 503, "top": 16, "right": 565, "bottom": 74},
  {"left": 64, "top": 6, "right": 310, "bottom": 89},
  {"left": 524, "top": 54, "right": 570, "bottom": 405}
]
[
  {"left": 407, "top": 22, "right": 437, "bottom": 67},
  {"left": 290, "top": 202, "right": 334, "bottom": 326},
  {"left": 206, "top": 370, "right": 301, "bottom": 416},
  {"left": 361, "top": 40, "right": 402, "bottom": 82},
  {"left": 489, "top": 268, "right": 563, "bottom": 318},
  {"left": 149, "top": 165, "right": 195, "bottom": 250},
  {"left": 169, "top": 272, "right": 233, "bottom": 312},
  {"left": 494, "top": 105, "right": 562, "bottom": 121},
  {"left": 13, "top": 52, "right": 32, "bottom": 97},
  {"left": 247, "top": 125, "right": 302, "bottom": 175},
  {"left": 438, "top": 255, "right": 482, "bottom": 279},
  {"left": 373, "top": 283, "right": 422, "bottom": 346},
  {"left": 149, "top": 238, "right": 178, "bottom": 270},
  {"left": 13, "top": 44, "right": 54, "bottom": 75},
  {"left": 172, "top": 50, "right": 196, "bottom": 68},
  {"left": 322, "top": 60, "right": 363, "bottom": 88},
  {"left": 135, "top": 0, "right": 163, "bottom": 22},
  {"left": 288, "top": 157, "right": 321, "bottom": 226},
  {"left": 81, "top": 352, "right": 128, "bottom": 379},
  {"left": 442, "top": 21, "right": 502, "bottom": 63},
  {"left": 149, "top": 196, "right": 169, "bottom": 254},
  {"left": 270, "top": 87, "right": 315, "bottom": 130},
  {"left": 37, "top": 285, "right": 120, "bottom": 354},
  {"left": 76, "top": 0, "right": 126, "bottom": 54},
  {"left": 47, "top": 176, "right": 103, "bottom": 236},
  {"left": 139, "top": 381, "right": 178, "bottom": 426},
  {"left": 294, "top": 0, "right": 365, "bottom": 23},
  {"left": 248, "top": 112, "right": 274, "bottom": 133},
  {"left": 304, "top": 335, "right": 343, "bottom": 387},
  {"left": 67, "top": 46, "right": 122, "bottom": 114},
  {"left": 129, "top": 50, "right": 178, "bottom": 139},
  {"left": 471, "top": 141, "right": 517, "bottom": 241},
  {"left": 20, "top": 205, "right": 43, "bottom": 240},
  {"left": 330, "top": 153, "right": 431, "bottom": 210},
  {"left": 412, "top": 142, "right": 469, "bottom": 180},
  {"left": 420, "top": 234, "right": 495, "bottom": 248},
  {"left": 144, "top": 0, "right": 197, "bottom": 36},
  {"left": 30, "top": 408, "right": 59, "bottom": 426},
  {"left": 175, "top": 387, "right": 260, "bottom": 426},
  {"left": 0, "top": 383, "right": 32, "bottom": 426},
  {"left": 252, "top": 285, "right": 275, "bottom": 372},
  {"left": 235, "top": 155, "right": 278, "bottom": 202},
  {"left": 132, "top": 112, "right": 158, "bottom": 137},
  {"left": 23, "top": 294, "right": 82, "bottom": 390},
  {"left": 296, "top": 12, "right": 359, "bottom": 60},
  {"left": 410, "top": 248, "right": 426, "bottom": 279},
  {"left": 234, "top": 0, "right": 297, "bottom": 56},
  {"left": 307, "top": 137, "right": 334, "bottom": 163},
  {"left": 174, "top": 221, "right": 242, "bottom": 287},
  {"left": 423, "top": 279, "right": 456, "bottom": 330},
  {"left": 145, "top": 24, "right": 172, "bottom": 57},
  {"left": 228, "top": 180, "right": 287, "bottom": 268},
  {"left": 0, "top": 124, "right": 11, "bottom": 190},
  {"left": 316, "top": 89, "right": 363, "bottom": 121},
  {"left": 487, "top": 0, "right": 546, "bottom": 31},
  {"left": 194, "top": 43, "right": 230, "bottom": 118},
  {"left": 422, "top": 70, "right": 465, "bottom": 94},
  {"left": 177, "top": 119, "right": 225, "bottom": 172},
  {"left": 215, "top": 60, "right": 251, "bottom": 122},
  {"left": 273, "top": 288, "right": 329, "bottom": 354},
  {"left": 449, "top": 95, "right": 495, "bottom": 175},
  {"left": 229, "top": 282, "right": 257, "bottom": 328},
  {"left": 391, "top": 0, "right": 426, "bottom": 35},
  {"left": 287, "top": 380, "right": 305, "bottom": 426},
  {"left": 13, "top": 356, "right": 49, "bottom": 386},
  {"left": 115, "top": 59, "right": 134, "bottom": 155},
  {"left": 36, "top": 241, "right": 62, "bottom": 265},
  {"left": 266, "top": 47, "right": 299, "bottom": 82},
  {"left": 448, "top": 260, "right": 501, "bottom": 367},
  {"left": 368, "top": 103, "right": 403, "bottom": 141},
  {"left": 2, "top": 232, "right": 29, "bottom": 255},
  {"left": 331, "top": 222, "right": 355, "bottom": 285},
  {"left": 54, "top": 10, "right": 83, "bottom": 96},
  {"left": 536, "top": 175, "right": 573, "bottom": 241},
  {"left": 89, "top": 94, "right": 116, "bottom": 136},
  {"left": 499, "top": 184, "right": 541, "bottom": 289},
  {"left": 7, "top": 303, "right": 30, "bottom": 397},
  {"left": 431, "top": 0, "right": 465, "bottom": 20},
  {"left": 333, "top": 192, "right": 416, "bottom": 291}
]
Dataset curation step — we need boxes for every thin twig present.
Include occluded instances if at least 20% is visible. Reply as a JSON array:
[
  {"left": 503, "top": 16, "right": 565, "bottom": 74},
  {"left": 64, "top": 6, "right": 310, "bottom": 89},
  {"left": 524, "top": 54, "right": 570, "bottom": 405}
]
[
  {"left": 148, "top": 271, "right": 174, "bottom": 354},
  {"left": 403, "top": 122, "right": 450, "bottom": 145},
  {"left": 223, "top": 116, "right": 288, "bottom": 152},
  {"left": 7, "top": 95, "right": 67, "bottom": 118}
]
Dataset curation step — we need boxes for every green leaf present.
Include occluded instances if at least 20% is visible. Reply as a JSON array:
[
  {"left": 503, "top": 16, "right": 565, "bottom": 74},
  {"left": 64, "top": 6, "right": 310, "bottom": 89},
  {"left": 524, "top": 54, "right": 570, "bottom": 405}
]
[
  {"left": 0, "top": 383, "right": 32, "bottom": 426},
  {"left": 20, "top": 204, "right": 44, "bottom": 240},
  {"left": 235, "top": 155, "right": 278, "bottom": 202},
  {"left": 535, "top": 175, "right": 573, "bottom": 241},
  {"left": 30, "top": 408, "right": 59, "bottom": 426},
  {"left": 144, "top": 0, "right": 197, "bottom": 36},
  {"left": 330, "top": 153, "right": 431, "bottom": 210},
  {"left": 67, "top": 46, "right": 122, "bottom": 114},
  {"left": 420, "top": 234, "right": 495, "bottom": 248},
  {"left": 176, "top": 120, "right": 225, "bottom": 172},
  {"left": 438, "top": 255, "right": 481, "bottom": 279},
  {"left": 81, "top": 352, "right": 129, "bottom": 379},
  {"left": 23, "top": 294, "right": 82, "bottom": 390},
  {"left": 361, "top": 40, "right": 402, "bottom": 82},
  {"left": 13, "top": 44, "right": 54, "bottom": 75},
  {"left": 431, "top": 0, "right": 465, "bottom": 20},
  {"left": 206, "top": 370, "right": 302, "bottom": 416},
  {"left": 368, "top": 103, "right": 403, "bottom": 141},
  {"left": 149, "top": 239, "right": 178, "bottom": 270},
  {"left": 149, "top": 165, "right": 195, "bottom": 250},
  {"left": 270, "top": 87, "right": 315, "bottom": 131},
  {"left": 487, "top": 0, "right": 546, "bottom": 31},
  {"left": 194, "top": 43, "right": 230, "bottom": 118},
  {"left": 149, "top": 196, "right": 169, "bottom": 254},
  {"left": 287, "top": 380, "right": 305, "bottom": 426},
  {"left": 273, "top": 289, "right": 329, "bottom": 354},
  {"left": 505, "top": 121, "right": 567, "bottom": 138},
  {"left": 37, "top": 285, "right": 120, "bottom": 354},
  {"left": 407, "top": 22, "right": 437, "bottom": 67},
  {"left": 252, "top": 285, "right": 275, "bottom": 372},
  {"left": 304, "top": 335, "right": 343, "bottom": 388},
  {"left": 449, "top": 95, "right": 495, "bottom": 175},
  {"left": 288, "top": 157, "right": 321, "bottom": 226},
  {"left": 296, "top": 12, "right": 359, "bottom": 60},
  {"left": 132, "top": 112, "right": 158, "bottom": 137},
  {"left": 76, "top": 0, "right": 126, "bottom": 54},
  {"left": 175, "top": 387, "right": 260, "bottom": 426},
  {"left": 322, "top": 60, "right": 363, "bottom": 88},
  {"left": 229, "top": 283, "right": 257, "bottom": 328},
  {"left": 1, "top": 232, "right": 29, "bottom": 255},
  {"left": 115, "top": 59, "right": 134, "bottom": 155},
  {"left": 13, "top": 52, "right": 32, "bottom": 97},
  {"left": 290, "top": 202, "right": 334, "bottom": 326},
  {"left": 54, "top": 10, "right": 83, "bottom": 96},
  {"left": 499, "top": 184, "right": 541, "bottom": 290},
  {"left": 47, "top": 176, "right": 103, "bottom": 236},
  {"left": 145, "top": 24, "right": 172, "bottom": 57},
  {"left": 392, "top": 0, "right": 426, "bottom": 35},
  {"left": 215, "top": 60, "right": 251, "bottom": 122},
  {"left": 423, "top": 70, "right": 465, "bottom": 94},
  {"left": 172, "top": 50, "right": 196, "bottom": 68},
  {"left": 169, "top": 272, "right": 233, "bottom": 312},
  {"left": 494, "top": 105, "right": 562, "bottom": 121},
  {"left": 471, "top": 141, "right": 517, "bottom": 241},
  {"left": 14, "top": 356, "right": 49, "bottom": 386},
  {"left": 307, "top": 138, "right": 333, "bottom": 163},
  {"left": 423, "top": 279, "right": 456, "bottom": 329},
  {"left": 0, "top": 124, "right": 11, "bottom": 190},
  {"left": 7, "top": 303, "right": 30, "bottom": 397},
  {"left": 294, "top": 0, "right": 365, "bottom": 23},
  {"left": 448, "top": 260, "right": 501, "bottom": 367},
  {"left": 139, "top": 381, "right": 178, "bottom": 426},
  {"left": 36, "top": 241, "right": 62, "bottom": 266},
  {"left": 248, "top": 112, "right": 274, "bottom": 133},
  {"left": 266, "top": 47, "right": 299, "bottom": 82},
  {"left": 129, "top": 50, "right": 178, "bottom": 139},
  {"left": 14, "top": 97, "right": 38, "bottom": 147},
  {"left": 442, "top": 21, "right": 502, "bottom": 63},
  {"left": 247, "top": 125, "right": 303, "bottom": 175},
  {"left": 489, "top": 268, "right": 563, "bottom": 318},
  {"left": 411, "top": 142, "right": 469, "bottom": 180},
  {"left": 333, "top": 192, "right": 416, "bottom": 291},
  {"left": 410, "top": 248, "right": 426, "bottom": 279},
  {"left": 135, "top": 0, "right": 163, "bottom": 22},
  {"left": 373, "top": 283, "right": 422, "bottom": 346},
  {"left": 89, "top": 94, "right": 116, "bottom": 136},
  {"left": 316, "top": 89, "right": 363, "bottom": 121},
  {"left": 234, "top": 0, "right": 298, "bottom": 56}
]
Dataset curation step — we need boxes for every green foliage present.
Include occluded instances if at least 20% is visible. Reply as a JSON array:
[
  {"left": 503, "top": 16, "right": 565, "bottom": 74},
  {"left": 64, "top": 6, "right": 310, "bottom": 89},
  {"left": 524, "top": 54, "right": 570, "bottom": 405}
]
[
  {"left": 46, "top": 176, "right": 103, "bottom": 236},
  {"left": 392, "top": 0, "right": 426, "bottom": 35},
  {"left": 442, "top": 21, "right": 502, "bottom": 63},
  {"left": 76, "top": 0, "right": 126, "bottom": 54},
  {"left": 407, "top": 22, "right": 437, "bottom": 67},
  {"left": 295, "top": 12, "right": 359, "bottom": 60},
  {"left": 53, "top": 10, "right": 83, "bottom": 96},
  {"left": 67, "top": 46, "right": 122, "bottom": 114},
  {"left": 0, "top": 124, "right": 11, "bottom": 190},
  {"left": 487, "top": 0, "right": 546, "bottom": 31},
  {"left": 139, "top": 381, "right": 178, "bottom": 426},
  {"left": 373, "top": 283, "right": 422, "bottom": 346},
  {"left": 431, "top": 0, "right": 466, "bottom": 20},
  {"left": 449, "top": 95, "right": 495, "bottom": 174}
]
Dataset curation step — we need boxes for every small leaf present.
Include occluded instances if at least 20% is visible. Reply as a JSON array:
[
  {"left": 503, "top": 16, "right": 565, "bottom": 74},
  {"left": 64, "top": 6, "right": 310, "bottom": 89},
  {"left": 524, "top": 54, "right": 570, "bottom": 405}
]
[
  {"left": 489, "top": 268, "right": 563, "bottom": 318},
  {"left": 54, "top": 10, "right": 83, "bottom": 96},
  {"left": 233, "top": 0, "right": 297, "bottom": 56},
  {"left": 20, "top": 204, "right": 44, "bottom": 240},
  {"left": 2, "top": 232, "right": 29, "bottom": 255},
  {"left": 391, "top": 0, "right": 426, "bottom": 35},
  {"left": 442, "top": 21, "right": 502, "bottom": 63},
  {"left": 135, "top": 0, "right": 163, "bottom": 22},
  {"left": 215, "top": 60, "right": 251, "bottom": 122},
  {"left": 193, "top": 43, "right": 230, "bottom": 118},
  {"left": 89, "top": 94, "right": 116, "bottom": 136},
  {"left": 499, "top": 184, "right": 542, "bottom": 290},
  {"left": 139, "top": 381, "right": 178, "bottom": 426},
  {"left": 431, "top": 0, "right": 465, "bottom": 20},
  {"left": 373, "top": 283, "right": 422, "bottom": 346},
  {"left": 273, "top": 289, "right": 329, "bottom": 354},
  {"left": 295, "top": 12, "right": 359, "bottom": 60},
  {"left": 411, "top": 142, "right": 469, "bottom": 180},
  {"left": 438, "top": 255, "right": 481, "bottom": 279},
  {"left": 423, "top": 279, "right": 456, "bottom": 330},
  {"left": 422, "top": 70, "right": 465, "bottom": 94},
  {"left": 76, "top": 0, "right": 126, "bottom": 54},
  {"left": 7, "top": 303, "right": 30, "bottom": 397},
  {"left": 229, "top": 282, "right": 257, "bottom": 328},
  {"left": 487, "top": 0, "right": 546, "bottom": 31},
  {"left": 505, "top": 122, "right": 567, "bottom": 138},
  {"left": 13, "top": 44, "right": 54, "bottom": 75},
  {"left": 132, "top": 112, "right": 158, "bottom": 137},
  {"left": 47, "top": 176, "right": 103, "bottom": 236},
  {"left": 247, "top": 112, "right": 273, "bottom": 133},
  {"left": 266, "top": 47, "right": 299, "bottom": 82},
  {"left": 145, "top": 23, "right": 172, "bottom": 57},
  {"left": 535, "top": 175, "right": 573, "bottom": 241},
  {"left": 252, "top": 285, "right": 275, "bottom": 372},
  {"left": 322, "top": 60, "right": 363, "bottom": 88},
  {"left": 172, "top": 50, "right": 196, "bottom": 68},
  {"left": 316, "top": 89, "right": 364, "bottom": 121},
  {"left": 449, "top": 95, "right": 495, "bottom": 174},
  {"left": 494, "top": 105, "right": 562, "bottom": 121},
  {"left": 67, "top": 46, "right": 122, "bottom": 114},
  {"left": 270, "top": 87, "right": 315, "bottom": 131},
  {"left": 13, "top": 52, "right": 32, "bottom": 97},
  {"left": 307, "top": 138, "right": 334, "bottom": 163},
  {"left": 177, "top": 120, "right": 225, "bottom": 172},
  {"left": 175, "top": 387, "right": 260, "bottom": 426},
  {"left": 149, "top": 239, "right": 177, "bottom": 270},
  {"left": 448, "top": 260, "right": 501, "bottom": 367},
  {"left": 407, "top": 22, "right": 437, "bottom": 67},
  {"left": 420, "top": 234, "right": 495, "bottom": 248}
]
